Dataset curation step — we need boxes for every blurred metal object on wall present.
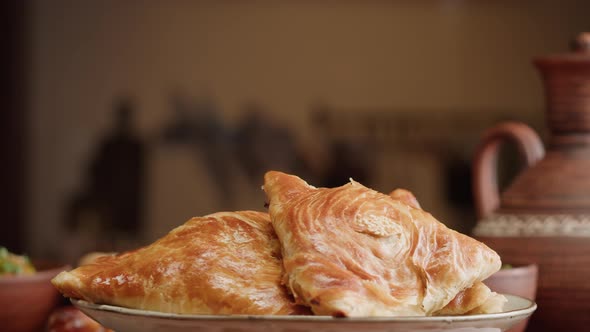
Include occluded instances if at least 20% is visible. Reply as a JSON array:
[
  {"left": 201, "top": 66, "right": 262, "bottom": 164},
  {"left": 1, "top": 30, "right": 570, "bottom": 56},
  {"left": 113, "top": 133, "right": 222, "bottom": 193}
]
[{"left": 63, "top": 97, "right": 146, "bottom": 262}]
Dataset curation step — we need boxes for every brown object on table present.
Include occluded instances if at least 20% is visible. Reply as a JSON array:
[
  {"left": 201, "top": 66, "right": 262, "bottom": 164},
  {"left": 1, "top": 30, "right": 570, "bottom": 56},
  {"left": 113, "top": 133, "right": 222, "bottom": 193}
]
[
  {"left": 0, "top": 263, "right": 68, "bottom": 332},
  {"left": 47, "top": 306, "right": 112, "bottom": 332},
  {"left": 472, "top": 32, "right": 590, "bottom": 332}
]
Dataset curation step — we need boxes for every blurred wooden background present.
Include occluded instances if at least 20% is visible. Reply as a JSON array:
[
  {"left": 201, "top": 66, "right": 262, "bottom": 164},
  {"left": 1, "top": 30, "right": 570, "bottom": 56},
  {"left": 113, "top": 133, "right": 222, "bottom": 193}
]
[{"left": 2, "top": 1, "right": 589, "bottom": 262}]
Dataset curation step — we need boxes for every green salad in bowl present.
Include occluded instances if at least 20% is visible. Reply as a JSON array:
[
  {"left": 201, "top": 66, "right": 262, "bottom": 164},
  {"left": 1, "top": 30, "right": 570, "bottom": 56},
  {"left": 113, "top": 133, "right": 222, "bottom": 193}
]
[{"left": 0, "top": 247, "right": 36, "bottom": 276}]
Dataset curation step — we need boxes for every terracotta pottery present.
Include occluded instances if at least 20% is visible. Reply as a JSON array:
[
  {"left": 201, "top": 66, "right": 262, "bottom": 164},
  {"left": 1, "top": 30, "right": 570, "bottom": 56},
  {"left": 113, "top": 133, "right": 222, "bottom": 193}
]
[
  {"left": 0, "top": 263, "right": 69, "bottom": 332},
  {"left": 472, "top": 33, "right": 590, "bottom": 332},
  {"left": 484, "top": 264, "right": 538, "bottom": 332}
]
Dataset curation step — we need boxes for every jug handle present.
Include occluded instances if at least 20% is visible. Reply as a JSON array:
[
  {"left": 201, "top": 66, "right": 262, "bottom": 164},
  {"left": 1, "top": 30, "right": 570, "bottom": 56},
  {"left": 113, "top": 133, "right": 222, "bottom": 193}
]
[{"left": 473, "top": 121, "right": 545, "bottom": 219}]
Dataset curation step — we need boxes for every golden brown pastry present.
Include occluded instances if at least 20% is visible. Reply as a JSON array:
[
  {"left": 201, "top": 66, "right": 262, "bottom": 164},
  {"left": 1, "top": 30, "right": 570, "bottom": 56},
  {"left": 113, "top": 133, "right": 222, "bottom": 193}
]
[
  {"left": 389, "top": 188, "right": 422, "bottom": 209},
  {"left": 467, "top": 292, "right": 508, "bottom": 314},
  {"left": 433, "top": 281, "right": 505, "bottom": 315},
  {"left": 52, "top": 211, "right": 304, "bottom": 315},
  {"left": 264, "top": 171, "right": 502, "bottom": 317},
  {"left": 388, "top": 189, "right": 506, "bottom": 315},
  {"left": 77, "top": 252, "right": 116, "bottom": 267}
]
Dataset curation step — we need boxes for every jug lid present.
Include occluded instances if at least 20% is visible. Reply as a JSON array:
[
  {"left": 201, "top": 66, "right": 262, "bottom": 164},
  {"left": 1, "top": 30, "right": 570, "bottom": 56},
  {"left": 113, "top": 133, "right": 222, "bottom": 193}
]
[{"left": 533, "top": 32, "right": 590, "bottom": 135}]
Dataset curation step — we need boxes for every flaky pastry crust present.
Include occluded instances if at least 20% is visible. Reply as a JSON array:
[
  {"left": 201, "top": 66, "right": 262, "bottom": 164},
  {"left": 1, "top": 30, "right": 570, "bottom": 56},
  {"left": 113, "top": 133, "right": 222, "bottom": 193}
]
[
  {"left": 264, "top": 171, "right": 502, "bottom": 317},
  {"left": 388, "top": 188, "right": 505, "bottom": 315},
  {"left": 52, "top": 211, "right": 304, "bottom": 315}
]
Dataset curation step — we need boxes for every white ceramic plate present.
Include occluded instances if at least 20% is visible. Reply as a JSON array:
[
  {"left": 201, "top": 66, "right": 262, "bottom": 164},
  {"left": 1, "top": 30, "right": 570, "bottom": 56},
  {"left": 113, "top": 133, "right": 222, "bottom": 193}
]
[{"left": 72, "top": 294, "right": 536, "bottom": 332}]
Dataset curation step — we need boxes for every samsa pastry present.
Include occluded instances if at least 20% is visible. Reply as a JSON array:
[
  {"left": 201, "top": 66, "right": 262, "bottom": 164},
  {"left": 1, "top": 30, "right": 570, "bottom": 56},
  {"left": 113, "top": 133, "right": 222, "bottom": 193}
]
[
  {"left": 388, "top": 189, "right": 506, "bottom": 315},
  {"left": 263, "top": 171, "right": 503, "bottom": 317},
  {"left": 52, "top": 211, "right": 304, "bottom": 315}
]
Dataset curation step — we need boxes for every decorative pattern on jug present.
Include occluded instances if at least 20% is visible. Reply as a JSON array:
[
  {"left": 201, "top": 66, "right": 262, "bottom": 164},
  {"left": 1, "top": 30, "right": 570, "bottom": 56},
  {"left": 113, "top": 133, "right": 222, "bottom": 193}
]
[{"left": 473, "top": 213, "right": 590, "bottom": 237}]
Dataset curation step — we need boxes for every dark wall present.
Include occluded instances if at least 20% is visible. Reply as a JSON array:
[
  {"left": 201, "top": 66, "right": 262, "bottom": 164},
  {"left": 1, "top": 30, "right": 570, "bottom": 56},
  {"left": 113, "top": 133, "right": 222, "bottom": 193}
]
[{"left": 0, "top": 1, "right": 29, "bottom": 252}]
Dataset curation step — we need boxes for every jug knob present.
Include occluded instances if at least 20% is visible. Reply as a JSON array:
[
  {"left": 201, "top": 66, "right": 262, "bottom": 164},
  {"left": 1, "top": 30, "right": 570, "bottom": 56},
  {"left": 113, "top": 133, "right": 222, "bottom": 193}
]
[
  {"left": 572, "top": 32, "right": 590, "bottom": 53},
  {"left": 472, "top": 122, "right": 545, "bottom": 219}
]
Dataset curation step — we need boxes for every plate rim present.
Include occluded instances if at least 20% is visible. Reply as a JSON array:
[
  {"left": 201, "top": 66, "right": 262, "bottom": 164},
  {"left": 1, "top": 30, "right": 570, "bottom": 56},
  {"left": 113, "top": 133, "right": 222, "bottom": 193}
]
[{"left": 71, "top": 293, "right": 536, "bottom": 323}]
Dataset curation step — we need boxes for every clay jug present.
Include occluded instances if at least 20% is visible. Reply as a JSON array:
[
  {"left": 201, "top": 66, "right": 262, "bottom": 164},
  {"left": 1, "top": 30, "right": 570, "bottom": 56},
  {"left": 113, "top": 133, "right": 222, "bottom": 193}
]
[{"left": 472, "top": 33, "right": 590, "bottom": 332}]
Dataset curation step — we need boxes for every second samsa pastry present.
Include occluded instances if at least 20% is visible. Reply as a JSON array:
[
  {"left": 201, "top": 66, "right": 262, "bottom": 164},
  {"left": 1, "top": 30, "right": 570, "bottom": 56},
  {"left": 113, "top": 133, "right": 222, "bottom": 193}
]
[{"left": 264, "top": 171, "right": 502, "bottom": 317}]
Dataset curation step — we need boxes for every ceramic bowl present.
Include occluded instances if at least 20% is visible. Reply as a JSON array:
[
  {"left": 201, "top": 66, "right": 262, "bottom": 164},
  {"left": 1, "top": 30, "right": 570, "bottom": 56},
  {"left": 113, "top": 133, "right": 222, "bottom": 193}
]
[
  {"left": 0, "top": 262, "right": 69, "bottom": 332},
  {"left": 484, "top": 263, "right": 538, "bottom": 332}
]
